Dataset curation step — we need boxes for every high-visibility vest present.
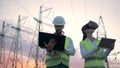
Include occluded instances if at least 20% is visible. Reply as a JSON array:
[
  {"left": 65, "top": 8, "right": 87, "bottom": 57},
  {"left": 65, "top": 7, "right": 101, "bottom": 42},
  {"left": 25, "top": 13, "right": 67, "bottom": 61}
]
[
  {"left": 46, "top": 36, "right": 70, "bottom": 67},
  {"left": 80, "top": 39, "right": 105, "bottom": 68}
]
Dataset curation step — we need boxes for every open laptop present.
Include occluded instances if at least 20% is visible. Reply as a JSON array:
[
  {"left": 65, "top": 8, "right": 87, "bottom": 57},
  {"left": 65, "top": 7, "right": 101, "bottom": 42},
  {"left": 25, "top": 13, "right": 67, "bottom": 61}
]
[
  {"left": 98, "top": 38, "right": 116, "bottom": 48},
  {"left": 38, "top": 32, "right": 66, "bottom": 51}
]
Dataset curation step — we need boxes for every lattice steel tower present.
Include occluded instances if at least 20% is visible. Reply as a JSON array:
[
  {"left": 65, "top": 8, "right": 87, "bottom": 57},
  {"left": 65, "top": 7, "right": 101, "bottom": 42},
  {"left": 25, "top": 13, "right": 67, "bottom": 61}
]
[
  {"left": 97, "top": 16, "right": 107, "bottom": 39},
  {"left": 0, "top": 22, "right": 6, "bottom": 68},
  {"left": 6, "top": 15, "right": 23, "bottom": 68},
  {"left": 26, "top": 5, "right": 52, "bottom": 68},
  {"left": 97, "top": 16, "right": 110, "bottom": 68}
]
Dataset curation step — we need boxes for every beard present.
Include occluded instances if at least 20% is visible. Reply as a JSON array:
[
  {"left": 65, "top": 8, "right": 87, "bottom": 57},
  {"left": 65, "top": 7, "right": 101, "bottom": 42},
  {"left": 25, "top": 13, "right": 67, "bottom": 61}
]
[{"left": 55, "top": 30, "right": 62, "bottom": 35}]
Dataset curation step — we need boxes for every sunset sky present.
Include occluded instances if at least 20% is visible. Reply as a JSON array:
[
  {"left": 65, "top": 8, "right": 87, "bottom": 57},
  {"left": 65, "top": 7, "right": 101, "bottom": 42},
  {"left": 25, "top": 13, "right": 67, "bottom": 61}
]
[{"left": 0, "top": 0, "right": 120, "bottom": 68}]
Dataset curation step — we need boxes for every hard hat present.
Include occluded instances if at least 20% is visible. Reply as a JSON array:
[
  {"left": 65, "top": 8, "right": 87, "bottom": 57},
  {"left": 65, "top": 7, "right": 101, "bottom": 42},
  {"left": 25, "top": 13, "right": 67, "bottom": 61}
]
[{"left": 52, "top": 16, "right": 65, "bottom": 25}]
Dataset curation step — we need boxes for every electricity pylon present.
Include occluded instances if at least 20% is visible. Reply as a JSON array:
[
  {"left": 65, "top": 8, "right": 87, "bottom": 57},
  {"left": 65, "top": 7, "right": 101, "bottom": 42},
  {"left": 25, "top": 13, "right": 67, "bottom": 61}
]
[
  {"left": 97, "top": 16, "right": 107, "bottom": 39},
  {"left": 0, "top": 21, "right": 13, "bottom": 68},
  {"left": 97, "top": 16, "right": 110, "bottom": 68},
  {"left": 6, "top": 15, "right": 23, "bottom": 68},
  {"left": 0, "top": 22, "right": 6, "bottom": 68},
  {"left": 26, "top": 5, "right": 52, "bottom": 68}
]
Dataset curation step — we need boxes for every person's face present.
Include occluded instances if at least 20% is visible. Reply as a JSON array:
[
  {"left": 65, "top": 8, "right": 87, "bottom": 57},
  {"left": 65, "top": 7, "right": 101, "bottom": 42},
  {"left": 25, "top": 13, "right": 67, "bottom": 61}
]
[
  {"left": 84, "top": 28, "right": 95, "bottom": 34},
  {"left": 54, "top": 25, "right": 64, "bottom": 34}
]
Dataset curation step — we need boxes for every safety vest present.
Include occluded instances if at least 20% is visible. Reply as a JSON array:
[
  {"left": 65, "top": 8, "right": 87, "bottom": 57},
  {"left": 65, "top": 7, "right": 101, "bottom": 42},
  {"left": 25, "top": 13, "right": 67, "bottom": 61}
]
[
  {"left": 80, "top": 39, "right": 105, "bottom": 68},
  {"left": 46, "top": 36, "right": 70, "bottom": 67}
]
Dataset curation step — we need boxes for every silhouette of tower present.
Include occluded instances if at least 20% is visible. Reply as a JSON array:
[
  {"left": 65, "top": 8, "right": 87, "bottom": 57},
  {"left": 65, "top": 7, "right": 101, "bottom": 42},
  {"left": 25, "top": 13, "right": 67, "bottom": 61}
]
[
  {"left": 97, "top": 16, "right": 107, "bottom": 39},
  {"left": 0, "top": 21, "right": 15, "bottom": 68},
  {"left": 97, "top": 16, "right": 110, "bottom": 68},
  {"left": 0, "top": 22, "right": 6, "bottom": 68},
  {"left": 6, "top": 15, "right": 23, "bottom": 68},
  {"left": 26, "top": 6, "right": 53, "bottom": 68}
]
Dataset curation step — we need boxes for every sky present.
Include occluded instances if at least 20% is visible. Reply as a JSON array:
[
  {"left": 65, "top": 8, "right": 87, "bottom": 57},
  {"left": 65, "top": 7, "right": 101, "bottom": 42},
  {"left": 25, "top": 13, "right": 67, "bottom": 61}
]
[{"left": 0, "top": 0, "right": 120, "bottom": 68}]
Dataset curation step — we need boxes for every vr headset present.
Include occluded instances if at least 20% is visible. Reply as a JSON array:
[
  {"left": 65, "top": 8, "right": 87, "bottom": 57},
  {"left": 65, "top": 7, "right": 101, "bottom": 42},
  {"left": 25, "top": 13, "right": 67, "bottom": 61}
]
[{"left": 82, "top": 20, "right": 98, "bottom": 31}]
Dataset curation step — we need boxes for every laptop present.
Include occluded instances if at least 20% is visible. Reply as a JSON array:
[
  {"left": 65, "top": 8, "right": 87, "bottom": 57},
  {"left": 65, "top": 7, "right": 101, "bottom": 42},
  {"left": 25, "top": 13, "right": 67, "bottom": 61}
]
[
  {"left": 38, "top": 32, "right": 66, "bottom": 51},
  {"left": 98, "top": 38, "right": 116, "bottom": 48}
]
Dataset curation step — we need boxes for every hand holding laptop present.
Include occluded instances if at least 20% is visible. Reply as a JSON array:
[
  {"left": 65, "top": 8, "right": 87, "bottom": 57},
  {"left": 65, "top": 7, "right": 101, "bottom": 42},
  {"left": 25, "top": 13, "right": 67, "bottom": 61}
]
[
  {"left": 109, "top": 43, "right": 115, "bottom": 50},
  {"left": 39, "top": 32, "right": 66, "bottom": 51},
  {"left": 44, "top": 38, "right": 57, "bottom": 52},
  {"left": 98, "top": 38, "right": 116, "bottom": 50}
]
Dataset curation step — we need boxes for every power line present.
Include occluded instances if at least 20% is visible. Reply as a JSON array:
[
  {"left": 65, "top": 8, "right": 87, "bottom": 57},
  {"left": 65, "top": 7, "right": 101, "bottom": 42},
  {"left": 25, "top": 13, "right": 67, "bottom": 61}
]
[{"left": 12, "top": 0, "right": 34, "bottom": 17}]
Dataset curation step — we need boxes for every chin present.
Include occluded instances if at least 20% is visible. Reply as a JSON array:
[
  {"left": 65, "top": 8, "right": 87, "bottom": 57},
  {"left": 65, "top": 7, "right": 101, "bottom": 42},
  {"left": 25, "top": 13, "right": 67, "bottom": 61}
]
[{"left": 56, "top": 31, "right": 62, "bottom": 34}]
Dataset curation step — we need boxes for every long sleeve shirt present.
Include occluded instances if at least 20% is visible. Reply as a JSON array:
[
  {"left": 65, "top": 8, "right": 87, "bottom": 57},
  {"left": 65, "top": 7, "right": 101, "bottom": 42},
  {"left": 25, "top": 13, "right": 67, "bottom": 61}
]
[
  {"left": 80, "top": 38, "right": 111, "bottom": 59},
  {"left": 47, "top": 37, "right": 75, "bottom": 56},
  {"left": 64, "top": 37, "right": 75, "bottom": 55}
]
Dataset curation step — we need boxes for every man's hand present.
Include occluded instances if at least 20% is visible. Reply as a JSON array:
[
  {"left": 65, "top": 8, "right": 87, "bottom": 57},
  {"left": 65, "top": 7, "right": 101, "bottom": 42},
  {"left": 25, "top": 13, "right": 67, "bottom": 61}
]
[
  {"left": 109, "top": 43, "right": 115, "bottom": 50},
  {"left": 44, "top": 38, "right": 57, "bottom": 52}
]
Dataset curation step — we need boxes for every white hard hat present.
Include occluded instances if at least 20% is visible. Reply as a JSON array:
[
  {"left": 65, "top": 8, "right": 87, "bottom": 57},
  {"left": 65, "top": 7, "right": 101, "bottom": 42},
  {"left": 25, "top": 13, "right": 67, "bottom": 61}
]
[{"left": 52, "top": 16, "right": 65, "bottom": 25}]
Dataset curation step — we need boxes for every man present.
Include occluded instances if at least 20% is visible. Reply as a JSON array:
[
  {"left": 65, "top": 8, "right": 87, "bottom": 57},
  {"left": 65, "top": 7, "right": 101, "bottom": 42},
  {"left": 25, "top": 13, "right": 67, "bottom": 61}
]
[{"left": 44, "top": 16, "right": 75, "bottom": 68}]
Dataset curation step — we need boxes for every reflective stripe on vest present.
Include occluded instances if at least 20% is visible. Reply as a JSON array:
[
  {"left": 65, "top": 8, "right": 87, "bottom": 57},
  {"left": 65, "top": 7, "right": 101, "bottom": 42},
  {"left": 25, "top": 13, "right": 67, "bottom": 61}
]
[
  {"left": 80, "top": 39, "right": 105, "bottom": 68},
  {"left": 85, "top": 66, "right": 105, "bottom": 68},
  {"left": 85, "top": 57, "right": 104, "bottom": 61},
  {"left": 46, "top": 36, "right": 70, "bottom": 67}
]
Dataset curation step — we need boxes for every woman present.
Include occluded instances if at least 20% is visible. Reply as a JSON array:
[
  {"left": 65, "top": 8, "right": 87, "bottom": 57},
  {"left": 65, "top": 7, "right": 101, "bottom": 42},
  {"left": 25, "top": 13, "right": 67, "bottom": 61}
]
[{"left": 80, "top": 21, "right": 114, "bottom": 68}]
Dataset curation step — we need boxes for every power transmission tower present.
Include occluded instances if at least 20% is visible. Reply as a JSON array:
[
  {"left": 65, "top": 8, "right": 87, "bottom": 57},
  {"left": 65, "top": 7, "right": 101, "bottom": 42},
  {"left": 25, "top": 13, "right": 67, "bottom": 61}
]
[
  {"left": 97, "top": 16, "right": 110, "bottom": 68},
  {"left": 0, "top": 22, "right": 6, "bottom": 68},
  {"left": 26, "top": 5, "right": 52, "bottom": 68},
  {"left": 0, "top": 21, "right": 15, "bottom": 68},
  {"left": 97, "top": 16, "right": 107, "bottom": 39},
  {"left": 6, "top": 15, "right": 23, "bottom": 68}
]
